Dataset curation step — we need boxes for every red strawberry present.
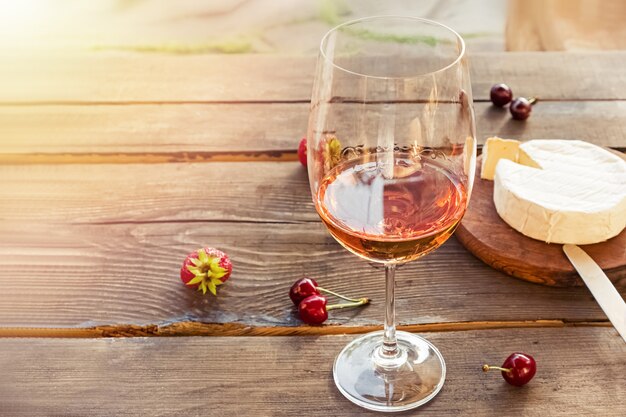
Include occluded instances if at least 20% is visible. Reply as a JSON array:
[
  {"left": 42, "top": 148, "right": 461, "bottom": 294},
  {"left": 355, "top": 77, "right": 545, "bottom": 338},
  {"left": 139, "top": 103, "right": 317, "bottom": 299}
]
[
  {"left": 298, "top": 137, "right": 307, "bottom": 167},
  {"left": 180, "top": 247, "right": 232, "bottom": 295}
]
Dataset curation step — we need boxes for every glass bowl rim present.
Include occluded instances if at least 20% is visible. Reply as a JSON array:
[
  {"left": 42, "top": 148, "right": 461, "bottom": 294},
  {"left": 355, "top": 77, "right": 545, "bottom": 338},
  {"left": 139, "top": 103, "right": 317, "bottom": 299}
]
[{"left": 319, "top": 15, "right": 466, "bottom": 80}]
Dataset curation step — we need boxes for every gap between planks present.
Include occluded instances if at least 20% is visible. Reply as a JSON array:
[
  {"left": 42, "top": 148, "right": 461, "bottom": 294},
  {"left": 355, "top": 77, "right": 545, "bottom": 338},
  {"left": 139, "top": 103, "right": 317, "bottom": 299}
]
[
  {"left": 0, "top": 319, "right": 611, "bottom": 338},
  {"left": 2, "top": 147, "right": 625, "bottom": 165},
  {"left": 1, "top": 98, "right": 625, "bottom": 106},
  {"left": 0, "top": 151, "right": 298, "bottom": 164}
]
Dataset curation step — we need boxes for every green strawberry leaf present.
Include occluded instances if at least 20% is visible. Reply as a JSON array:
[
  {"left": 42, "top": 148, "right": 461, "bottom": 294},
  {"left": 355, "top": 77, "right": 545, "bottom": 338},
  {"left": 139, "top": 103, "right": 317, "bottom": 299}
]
[
  {"left": 186, "top": 265, "right": 203, "bottom": 275},
  {"left": 209, "top": 260, "right": 226, "bottom": 277},
  {"left": 210, "top": 268, "right": 226, "bottom": 279},
  {"left": 186, "top": 275, "right": 205, "bottom": 286},
  {"left": 210, "top": 277, "right": 224, "bottom": 287},
  {"left": 197, "top": 249, "right": 209, "bottom": 264},
  {"left": 208, "top": 281, "right": 217, "bottom": 296}
]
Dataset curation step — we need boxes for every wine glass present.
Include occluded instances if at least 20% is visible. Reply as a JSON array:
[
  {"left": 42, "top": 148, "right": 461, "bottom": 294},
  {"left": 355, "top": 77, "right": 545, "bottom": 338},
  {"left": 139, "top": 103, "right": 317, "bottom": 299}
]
[{"left": 307, "top": 16, "right": 476, "bottom": 412}]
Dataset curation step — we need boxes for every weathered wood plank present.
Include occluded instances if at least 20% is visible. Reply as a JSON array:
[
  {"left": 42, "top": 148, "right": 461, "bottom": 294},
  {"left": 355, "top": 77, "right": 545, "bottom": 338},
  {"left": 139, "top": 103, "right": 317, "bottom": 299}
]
[
  {"left": 0, "top": 219, "right": 622, "bottom": 329},
  {"left": 0, "top": 103, "right": 303, "bottom": 154},
  {"left": 0, "top": 162, "right": 317, "bottom": 224},
  {"left": 1, "top": 102, "right": 625, "bottom": 161},
  {"left": 0, "top": 328, "right": 624, "bottom": 416},
  {"left": 1, "top": 52, "right": 625, "bottom": 103}
]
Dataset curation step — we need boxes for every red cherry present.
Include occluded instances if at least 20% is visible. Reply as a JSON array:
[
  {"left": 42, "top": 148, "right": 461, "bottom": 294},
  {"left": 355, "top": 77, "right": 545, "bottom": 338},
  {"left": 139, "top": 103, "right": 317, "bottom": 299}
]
[
  {"left": 298, "top": 138, "right": 307, "bottom": 166},
  {"left": 483, "top": 352, "right": 537, "bottom": 386},
  {"left": 510, "top": 97, "right": 537, "bottom": 120},
  {"left": 490, "top": 83, "right": 513, "bottom": 107},
  {"left": 298, "top": 295, "right": 328, "bottom": 325},
  {"left": 501, "top": 353, "right": 536, "bottom": 386},
  {"left": 289, "top": 277, "right": 320, "bottom": 306}
]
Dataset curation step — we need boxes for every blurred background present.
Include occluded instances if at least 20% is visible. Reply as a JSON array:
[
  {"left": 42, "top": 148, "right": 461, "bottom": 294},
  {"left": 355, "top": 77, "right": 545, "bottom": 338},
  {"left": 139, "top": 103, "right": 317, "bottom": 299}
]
[{"left": 2, "top": 0, "right": 625, "bottom": 54}]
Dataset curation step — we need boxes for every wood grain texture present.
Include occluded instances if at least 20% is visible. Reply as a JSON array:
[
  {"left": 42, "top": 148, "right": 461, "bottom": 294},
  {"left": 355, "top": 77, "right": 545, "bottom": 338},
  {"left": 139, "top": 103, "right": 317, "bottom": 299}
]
[
  {"left": 457, "top": 155, "right": 626, "bottom": 286},
  {"left": 0, "top": 162, "right": 317, "bottom": 224},
  {"left": 0, "top": 328, "right": 624, "bottom": 416},
  {"left": 1, "top": 101, "right": 625, "bottom": 162},
  {"left": 1, "top": 52, "right": 625, "bottom": 103},
  {"left": 0, "top": 218, "right": 623, "bottom": 329},
  {"left": 0, "top": 103, "right": 304, "bottom": 154}
]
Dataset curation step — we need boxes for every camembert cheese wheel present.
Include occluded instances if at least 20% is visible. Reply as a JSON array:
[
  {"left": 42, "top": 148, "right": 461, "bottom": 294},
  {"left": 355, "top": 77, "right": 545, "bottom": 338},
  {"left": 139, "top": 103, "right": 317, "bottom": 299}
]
[{"left": 493, "top": 140, "right": 626, "bottom": 244}]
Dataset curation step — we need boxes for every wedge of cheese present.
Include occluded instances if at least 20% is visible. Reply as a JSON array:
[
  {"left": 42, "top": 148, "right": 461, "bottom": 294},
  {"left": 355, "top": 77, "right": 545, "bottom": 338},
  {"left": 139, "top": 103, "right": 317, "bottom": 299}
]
[
  {"left": 493, "top": 140, "right": 626, "bottom": 244},
  {"left": 480, "top": 137, "right": 520, "bottom": 180}
]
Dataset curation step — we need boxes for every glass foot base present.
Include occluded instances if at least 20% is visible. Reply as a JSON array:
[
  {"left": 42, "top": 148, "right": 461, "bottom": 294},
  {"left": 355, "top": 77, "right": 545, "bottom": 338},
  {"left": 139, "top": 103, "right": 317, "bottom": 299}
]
[{"left": 333, "top": 330, "right": 446, "bottom": 412}]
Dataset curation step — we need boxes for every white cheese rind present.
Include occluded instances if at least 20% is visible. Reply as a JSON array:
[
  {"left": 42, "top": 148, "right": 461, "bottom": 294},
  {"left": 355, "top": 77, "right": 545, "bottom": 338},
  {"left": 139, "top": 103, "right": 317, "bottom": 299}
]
[{"left": 493, "top": 140, "right": 626, "bottom": 244}]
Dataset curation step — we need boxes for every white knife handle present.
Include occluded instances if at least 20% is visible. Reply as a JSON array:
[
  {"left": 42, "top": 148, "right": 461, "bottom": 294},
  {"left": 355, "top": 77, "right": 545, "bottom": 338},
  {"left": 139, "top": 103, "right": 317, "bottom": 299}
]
[{"left": 563, "top": 244, "right": 626, "bottom": 343}]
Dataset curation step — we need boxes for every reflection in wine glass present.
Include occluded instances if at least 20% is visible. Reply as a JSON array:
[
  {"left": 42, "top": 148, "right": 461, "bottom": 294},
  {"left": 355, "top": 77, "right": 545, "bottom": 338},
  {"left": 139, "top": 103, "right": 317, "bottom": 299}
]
[{"left": 307, "top": 16, "right": 476, "bottom": 412}]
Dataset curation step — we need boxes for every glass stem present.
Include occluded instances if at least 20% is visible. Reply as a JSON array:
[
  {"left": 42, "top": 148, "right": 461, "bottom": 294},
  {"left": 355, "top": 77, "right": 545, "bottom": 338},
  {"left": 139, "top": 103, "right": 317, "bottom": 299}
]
[{"left": 382, "top": 263, "right": 398, "bottom": 357}]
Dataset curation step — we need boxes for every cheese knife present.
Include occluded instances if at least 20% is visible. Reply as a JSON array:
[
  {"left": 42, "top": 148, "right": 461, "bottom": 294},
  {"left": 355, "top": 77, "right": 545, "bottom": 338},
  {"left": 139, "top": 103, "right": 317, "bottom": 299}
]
[{"left": 563, "top": 244, "right": 626, "bottom": 343}]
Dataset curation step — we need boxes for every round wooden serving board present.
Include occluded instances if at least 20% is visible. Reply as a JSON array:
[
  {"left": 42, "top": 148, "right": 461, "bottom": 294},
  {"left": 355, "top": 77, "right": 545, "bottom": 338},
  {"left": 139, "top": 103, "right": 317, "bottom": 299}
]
[{"left": 456, "top": 153, "right": 626, "bottom": 287}]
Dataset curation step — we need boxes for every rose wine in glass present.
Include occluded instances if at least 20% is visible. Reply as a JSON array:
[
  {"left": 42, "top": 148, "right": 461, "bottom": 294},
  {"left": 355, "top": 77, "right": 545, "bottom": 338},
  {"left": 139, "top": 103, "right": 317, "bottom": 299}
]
[
  {"left": 307, "top": 16, "right": 476, "bottom": 412},
  {"left": 316, "top": 153, "right": 468, "bottom": 262}
]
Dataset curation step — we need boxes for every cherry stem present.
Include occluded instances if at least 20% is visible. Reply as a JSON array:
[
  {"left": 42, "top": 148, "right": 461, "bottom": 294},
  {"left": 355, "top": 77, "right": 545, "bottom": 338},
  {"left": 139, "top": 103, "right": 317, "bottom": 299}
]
[
  {"left": 317, "top": 286, "right": 363, "bottom": 303},
  {"left": 326, "top": 298, "right": 370, "bottom": 311},
  {"left": 528, "top": 97, "right": 538, "bottom": 105},
  {"left": 482, "top": 364, "right": 512, "bottom": 373}
]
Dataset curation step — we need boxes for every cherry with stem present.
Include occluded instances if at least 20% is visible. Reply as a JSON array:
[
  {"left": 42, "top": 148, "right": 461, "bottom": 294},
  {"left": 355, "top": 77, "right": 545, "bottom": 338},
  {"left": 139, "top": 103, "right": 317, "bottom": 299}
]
[{"left": 483, "top": 352, "right": 537, "bottom": 386}]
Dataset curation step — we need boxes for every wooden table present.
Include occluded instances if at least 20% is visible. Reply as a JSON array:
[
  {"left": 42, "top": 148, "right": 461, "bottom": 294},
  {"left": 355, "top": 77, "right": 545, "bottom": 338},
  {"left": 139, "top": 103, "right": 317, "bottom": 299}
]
[{"left": 0, "top": 51, "right": 625, "bottom": 416}]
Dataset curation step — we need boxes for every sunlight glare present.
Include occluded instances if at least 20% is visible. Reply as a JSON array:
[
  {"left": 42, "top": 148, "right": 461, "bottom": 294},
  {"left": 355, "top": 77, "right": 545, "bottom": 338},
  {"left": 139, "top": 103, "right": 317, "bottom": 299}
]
[{"left": 0, "top": 0, "right": 56, "bottom": 44}]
